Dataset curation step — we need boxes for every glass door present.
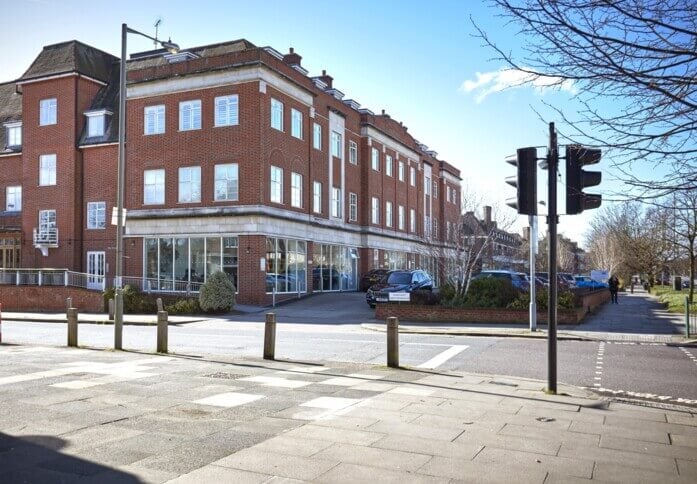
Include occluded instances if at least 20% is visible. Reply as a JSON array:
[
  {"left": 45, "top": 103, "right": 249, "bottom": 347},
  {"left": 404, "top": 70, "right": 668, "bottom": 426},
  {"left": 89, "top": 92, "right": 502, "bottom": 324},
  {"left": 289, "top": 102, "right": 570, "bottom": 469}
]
[{"left": 87, "top": 251, "right": 105, "bottom": 290}]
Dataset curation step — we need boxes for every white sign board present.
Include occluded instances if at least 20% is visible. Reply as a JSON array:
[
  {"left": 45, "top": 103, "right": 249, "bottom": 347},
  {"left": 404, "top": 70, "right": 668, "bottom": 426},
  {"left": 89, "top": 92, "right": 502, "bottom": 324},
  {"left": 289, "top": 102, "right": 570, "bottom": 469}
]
[
  {"left": 111, "top": 208, "right": 127, "bottom": 226},
  {"left": 590, "top": 270, "right": 609, "bottom": 282},
  {"left": 388, "top": 292, "right": 410, "bottom": 302}
]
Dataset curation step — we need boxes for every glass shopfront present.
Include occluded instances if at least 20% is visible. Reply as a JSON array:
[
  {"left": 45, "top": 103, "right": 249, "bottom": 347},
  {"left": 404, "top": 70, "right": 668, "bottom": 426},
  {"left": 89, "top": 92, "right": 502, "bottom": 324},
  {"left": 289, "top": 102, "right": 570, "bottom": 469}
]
[
  {"left": 145, "top": 236, "right": 237, "bottom": 291},
  {"left": 312, "top": 244, "right": 358, "bottom": 291},
  {"left": 266, "top": 238, "right": 307, "bottom": 293}
]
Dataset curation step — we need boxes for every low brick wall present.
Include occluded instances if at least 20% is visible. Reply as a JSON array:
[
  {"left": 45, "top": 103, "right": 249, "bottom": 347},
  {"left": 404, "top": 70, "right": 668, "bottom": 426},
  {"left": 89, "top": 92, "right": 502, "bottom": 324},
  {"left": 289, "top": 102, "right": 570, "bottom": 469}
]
[
  {"left": 376, "top": 289, "right": 610, "bottom": 324},
  {"left": 0, "top": 286, "right": 104, "bottom": 312}
]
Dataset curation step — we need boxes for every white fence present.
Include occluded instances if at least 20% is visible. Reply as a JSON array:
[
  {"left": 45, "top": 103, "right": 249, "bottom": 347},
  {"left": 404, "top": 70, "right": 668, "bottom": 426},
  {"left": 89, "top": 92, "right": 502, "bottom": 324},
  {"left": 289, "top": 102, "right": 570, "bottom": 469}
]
[{"left": 0, "top": 268, "right": 105, "bottom": 291}]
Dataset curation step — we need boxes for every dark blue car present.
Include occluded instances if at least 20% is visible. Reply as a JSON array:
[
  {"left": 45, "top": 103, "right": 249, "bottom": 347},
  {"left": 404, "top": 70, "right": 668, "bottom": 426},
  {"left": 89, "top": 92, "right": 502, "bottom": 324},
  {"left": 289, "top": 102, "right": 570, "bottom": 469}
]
[{"left": 366, "top": 269, "right": 432, "bottom": 308}]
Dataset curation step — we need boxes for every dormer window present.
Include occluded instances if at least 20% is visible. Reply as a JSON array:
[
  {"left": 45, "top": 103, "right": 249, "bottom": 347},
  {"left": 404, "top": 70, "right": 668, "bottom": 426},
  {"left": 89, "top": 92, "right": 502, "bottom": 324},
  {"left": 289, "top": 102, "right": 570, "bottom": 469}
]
[
  {"left": 84, "top": 110, "right": 111, "bottom": 138},
  {"left": 5, "top": 122, "right": 21, "bottom": 148}
]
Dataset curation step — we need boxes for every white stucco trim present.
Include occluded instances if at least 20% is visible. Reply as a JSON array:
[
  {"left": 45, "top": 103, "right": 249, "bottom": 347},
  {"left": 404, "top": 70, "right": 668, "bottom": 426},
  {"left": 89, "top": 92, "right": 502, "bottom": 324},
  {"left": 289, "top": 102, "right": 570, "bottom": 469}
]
[
  {"left": 127, "top": 66, "right": 314, "bottom": 106},
  {"left": 440, "top": 170, "right": 461, "bottom": 184},
  {"left": 360, "top": 126, "right": 420, "bottom": 161}
]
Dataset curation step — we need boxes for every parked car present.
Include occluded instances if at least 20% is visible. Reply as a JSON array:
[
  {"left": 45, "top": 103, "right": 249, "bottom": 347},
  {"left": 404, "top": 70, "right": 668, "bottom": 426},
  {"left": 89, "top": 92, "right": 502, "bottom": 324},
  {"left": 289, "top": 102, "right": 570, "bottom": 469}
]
[
  {"left": 574, "top": 276, "right": 608, "bottom": 289},
  {"left": 366, "top": 269, "right": 432, "bottom": 308},
  {"left": 359, "top": 269, "right": 389, "bottom": 292},
  {"left": 471, "top": 270, "right": 529, "bottom": 292},
  {"left": 558, "top": 273, "right": 576, "bottom": 288}
]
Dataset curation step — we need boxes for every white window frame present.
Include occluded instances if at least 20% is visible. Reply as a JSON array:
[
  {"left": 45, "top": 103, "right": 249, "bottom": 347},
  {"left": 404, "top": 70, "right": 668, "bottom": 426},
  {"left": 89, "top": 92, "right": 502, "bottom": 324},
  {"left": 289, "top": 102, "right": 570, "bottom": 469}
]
[
  {"left": 39, "top": 154, "right": 56, "bottom": 186},
  {"left": 425, "top": 176, "right": 431, "bottom": 196},
  {"left": 87, "top": 115, "right": 104, "bottom": 137},
  {"left": 271, "top": 98, "right": 284, "bottom": 131},
  {"left": 371, "top": 148, "right": 380, "bottom": 171},
  {"left": 6, "top": 122, "right": 22, "bottom": 147},
  {"left": 398, "top": 206, "right": 405, "bottom": 230},
  {"left": 38, "top": 209, "right": 56, "bottom": 237},
  {"left": 410, "top": 166, "right": 416, "bottom": 186},
  {"left": 433, "top": 181, "right": 438, "bottom": 199},
  {"left": 291, "top": 172, "right": 303, "bottom": 208},
  {"left": 386, "top": 155, "right": 393, "bottom": 177},
  {"left": 144, "top": 169, "right": 165, "bottom": 205},
  {"left": 446, "top": 185, "right": 451, "bottom": 203},
  {"left": 398, "top": 161, "right": 405, "bottom": 182},
  {"left": 313, "top": 123, "right": 322, "bottom": 150},
  {"left": 371, "top": 197, "right": 380, "bottom": 225},
  {"left": 386, "top": 201, "right": 393, "bottom": 227},
  {"left": 214, "top": 95, "right": 239, "bottom": 127},
  {"left": 270, "top": 166, "right": 283, "bottom": 204},
  {"left": 433, "top": 219, "right": 439, "bottom": 238},
  {"left": 291, "top": 109, "right": 303, "bottom": 139},
  {"left": 349, "top": 192, "right": 357, "bottom": 222},
  {"left": 214, "top": 163, "right": 239, "bottom": 201},
  {"left": 179, "top": 100, "right": 202, "bottom": 131},
  {"left": 39, "top": 98, "right": 57, "bottom": 126},
  {"left": 6, "top": 186, "right": 21, "bottom": 211},
  {"left": 313, "top": 181, "right": 322, "bottom": 214},
  {"left": 87, "top": 201, "right": 106, "bottom": 229},
  {"left": 331, "top": 187, "right": 341, "bottom": 218},
  {"left": 410, "top": 208, "right": 416, "bottom": 233},
  {"left": 178, "top": 166, "right": 201, "bottom": 203},
  {"left": 144, "top": 105, "right": 166, "bottom": 135},
  {"left": 331, "top": 131, "right": 342, "bottom": 159},
  {"left": 349, "top": 140, "right": 358, "bottom": 164}
]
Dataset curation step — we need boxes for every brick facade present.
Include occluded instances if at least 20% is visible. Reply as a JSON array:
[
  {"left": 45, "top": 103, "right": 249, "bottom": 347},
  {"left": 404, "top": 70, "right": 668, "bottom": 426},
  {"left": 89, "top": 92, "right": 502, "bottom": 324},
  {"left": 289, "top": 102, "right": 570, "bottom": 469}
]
[{"left": 0, "top": 39, "right": 462, "bottom": 307}]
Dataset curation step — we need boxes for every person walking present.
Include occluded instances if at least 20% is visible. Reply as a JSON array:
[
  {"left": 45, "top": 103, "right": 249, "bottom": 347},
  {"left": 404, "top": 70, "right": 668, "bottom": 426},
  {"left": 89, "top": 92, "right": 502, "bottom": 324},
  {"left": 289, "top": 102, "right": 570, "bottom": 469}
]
[{"left": 609, "top": 275, "right": 620, "bottom": 304}]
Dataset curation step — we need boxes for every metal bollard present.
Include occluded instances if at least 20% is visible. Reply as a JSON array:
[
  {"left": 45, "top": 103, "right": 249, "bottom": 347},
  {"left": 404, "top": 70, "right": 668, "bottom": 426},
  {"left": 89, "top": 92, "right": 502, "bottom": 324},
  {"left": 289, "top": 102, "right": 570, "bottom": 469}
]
[
  {"left": 264, "top": 312, "right": 276, "bottom": 360},
  {"left": 108, "top": 298, "right": 115, "bottom": 320},
  {"left": 157, "top": 310, "right": 168, "bottom": 353},
  {"left": 67, "top": 307, "right": 78, "bottom": 347},
  {"left": 387, "top": 316, "right": 399, "bottom": 368},
  {"left": 156, "top": 298, "right": 164, "bottom": 312}
]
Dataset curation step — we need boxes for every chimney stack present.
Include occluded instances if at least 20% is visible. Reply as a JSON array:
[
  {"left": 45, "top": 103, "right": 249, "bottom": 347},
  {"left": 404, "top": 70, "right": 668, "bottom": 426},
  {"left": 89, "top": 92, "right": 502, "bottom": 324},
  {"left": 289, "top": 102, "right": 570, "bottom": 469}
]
[
  {"left": 282, "top": 47, "right": 302, "bottom": 67},
  {"left": 317, "top": 69, "right": 333, "bottom": 88},
  {"left": 484, "top": 205, "right": 492, "bottom": 225}
]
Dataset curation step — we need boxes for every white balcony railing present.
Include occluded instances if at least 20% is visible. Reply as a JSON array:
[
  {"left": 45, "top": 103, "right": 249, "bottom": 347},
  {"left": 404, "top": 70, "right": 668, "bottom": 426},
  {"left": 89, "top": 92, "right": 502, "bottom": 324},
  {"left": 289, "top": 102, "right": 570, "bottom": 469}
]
[{"left": 33, "top": 228, "right": 59, "bottom": 247}]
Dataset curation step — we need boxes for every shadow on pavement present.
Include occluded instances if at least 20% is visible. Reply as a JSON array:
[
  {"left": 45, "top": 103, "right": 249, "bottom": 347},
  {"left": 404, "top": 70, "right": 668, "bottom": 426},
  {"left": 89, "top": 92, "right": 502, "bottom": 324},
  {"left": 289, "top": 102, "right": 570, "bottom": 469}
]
[{"left": 0, "top": 433, "right": 140, "bottom": 483}]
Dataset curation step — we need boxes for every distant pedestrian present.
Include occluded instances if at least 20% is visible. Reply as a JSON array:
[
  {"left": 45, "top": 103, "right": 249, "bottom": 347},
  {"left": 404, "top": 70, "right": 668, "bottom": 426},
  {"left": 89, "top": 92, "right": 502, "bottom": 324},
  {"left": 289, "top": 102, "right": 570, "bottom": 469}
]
[{"left": 609, "top": 275, "right": 620, "bottom": 304}]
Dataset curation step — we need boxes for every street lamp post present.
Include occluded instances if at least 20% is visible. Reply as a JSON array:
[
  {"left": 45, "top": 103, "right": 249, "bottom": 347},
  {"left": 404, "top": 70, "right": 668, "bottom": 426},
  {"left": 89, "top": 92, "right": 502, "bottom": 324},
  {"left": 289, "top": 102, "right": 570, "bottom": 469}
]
[{"left": 114, "top": 24, "right": 179, "bottom": 350}]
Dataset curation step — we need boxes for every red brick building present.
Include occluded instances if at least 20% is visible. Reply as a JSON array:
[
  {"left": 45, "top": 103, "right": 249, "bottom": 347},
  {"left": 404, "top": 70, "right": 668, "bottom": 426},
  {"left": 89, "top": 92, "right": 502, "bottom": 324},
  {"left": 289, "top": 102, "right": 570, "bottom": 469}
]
[{"left": 0, "top": 39, "right": 462, "bottom": 305}]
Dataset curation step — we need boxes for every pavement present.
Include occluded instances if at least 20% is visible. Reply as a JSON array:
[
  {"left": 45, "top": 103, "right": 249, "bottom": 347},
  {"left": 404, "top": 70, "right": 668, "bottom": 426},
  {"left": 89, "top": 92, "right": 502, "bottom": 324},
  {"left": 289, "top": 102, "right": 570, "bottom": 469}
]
[{"left": 1, "top": 344, "right": 696, "bottom": 483}]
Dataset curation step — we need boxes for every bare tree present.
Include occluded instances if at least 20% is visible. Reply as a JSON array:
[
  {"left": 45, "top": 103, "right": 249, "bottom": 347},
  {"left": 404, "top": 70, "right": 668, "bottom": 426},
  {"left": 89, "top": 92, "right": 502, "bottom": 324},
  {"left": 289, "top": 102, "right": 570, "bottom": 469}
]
[
  {"left": 473, "top": 0, "right": 697, "bottom": 198},
  {"left": 661, "top": 190, "right": 697, "bottom": 301}
]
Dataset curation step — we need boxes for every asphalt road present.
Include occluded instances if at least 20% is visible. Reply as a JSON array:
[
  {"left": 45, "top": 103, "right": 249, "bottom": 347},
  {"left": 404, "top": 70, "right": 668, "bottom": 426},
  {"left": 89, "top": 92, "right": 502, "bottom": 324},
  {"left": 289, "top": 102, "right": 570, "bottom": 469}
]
[{"left": 3, "top": 319, "right": 695, "bottom": 407}]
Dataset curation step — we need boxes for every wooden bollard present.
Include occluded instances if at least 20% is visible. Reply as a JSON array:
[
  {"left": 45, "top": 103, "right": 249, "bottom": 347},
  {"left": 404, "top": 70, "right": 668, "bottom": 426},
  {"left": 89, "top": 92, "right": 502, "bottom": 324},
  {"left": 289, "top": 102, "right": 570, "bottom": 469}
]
[
  {"left": 387, "top": 316, "right": 399, "bottom": 368},
  {"left": 66, "top": 297, "right": 72, "bottom": 311},
  {"left": 157, "top": 311, "right": 168, "bottom": 353},
  {"left": 67, "top": 308, "right": 78, "bottom": 347},
  {"left": 264, "top": 312, "right": 276, "bottom": 360},
  {"left": 156, "top": 298, "right": 164, "bottom": 312},
  {"left": 108, "top": 298, "right": 115, "bottom": 320}
]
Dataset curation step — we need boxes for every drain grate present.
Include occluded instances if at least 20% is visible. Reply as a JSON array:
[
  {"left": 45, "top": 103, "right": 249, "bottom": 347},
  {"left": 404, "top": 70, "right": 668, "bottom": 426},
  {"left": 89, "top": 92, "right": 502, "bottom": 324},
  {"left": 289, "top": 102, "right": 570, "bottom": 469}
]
[{"left": 204, "top": 372, "right": 246, "bottom": 380}]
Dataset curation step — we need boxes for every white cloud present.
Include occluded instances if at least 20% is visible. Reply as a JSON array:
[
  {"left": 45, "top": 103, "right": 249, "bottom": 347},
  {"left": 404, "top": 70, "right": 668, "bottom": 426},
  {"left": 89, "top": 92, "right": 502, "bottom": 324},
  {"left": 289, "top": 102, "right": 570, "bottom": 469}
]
[{"left": 460, "top": 68, "right": 576, "bottom": 103}]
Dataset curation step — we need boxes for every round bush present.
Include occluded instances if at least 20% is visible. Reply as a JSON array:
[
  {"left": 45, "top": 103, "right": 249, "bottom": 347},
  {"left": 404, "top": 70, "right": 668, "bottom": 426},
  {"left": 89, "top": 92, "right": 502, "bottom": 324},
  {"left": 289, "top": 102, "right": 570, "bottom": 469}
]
[
  {"left": 464, "top": 277, "right": 518, "bottom": 308},
  {"left": 199, "top": 271, "right": 236, "bottom": 313}
]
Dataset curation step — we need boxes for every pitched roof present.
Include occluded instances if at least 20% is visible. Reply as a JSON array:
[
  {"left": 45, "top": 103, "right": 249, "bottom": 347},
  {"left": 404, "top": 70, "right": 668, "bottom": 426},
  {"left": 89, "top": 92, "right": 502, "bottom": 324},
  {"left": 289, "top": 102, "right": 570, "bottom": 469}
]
[
  {"left": 79, "top": 61, "right": 121, "bottom": 145},
  {"left": 0, "top": 82, "right": 22, "bottom": 153},
  {"left": 18, "top": 40, "right": 117, "bottom": 83}
]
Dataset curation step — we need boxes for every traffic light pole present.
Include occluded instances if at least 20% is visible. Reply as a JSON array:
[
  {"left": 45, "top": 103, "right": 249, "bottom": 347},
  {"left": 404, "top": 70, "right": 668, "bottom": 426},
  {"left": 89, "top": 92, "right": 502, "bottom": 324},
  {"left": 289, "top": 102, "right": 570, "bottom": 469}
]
[{"left": 546, "top": 122, "right": 558, "bottom": 394}]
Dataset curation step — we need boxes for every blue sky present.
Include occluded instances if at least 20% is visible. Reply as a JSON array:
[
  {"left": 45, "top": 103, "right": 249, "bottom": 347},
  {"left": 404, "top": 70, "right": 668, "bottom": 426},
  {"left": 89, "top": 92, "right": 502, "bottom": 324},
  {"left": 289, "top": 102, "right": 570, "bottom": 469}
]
[{"left": 3, "top": 0, "right": 634, "bottom": 248}]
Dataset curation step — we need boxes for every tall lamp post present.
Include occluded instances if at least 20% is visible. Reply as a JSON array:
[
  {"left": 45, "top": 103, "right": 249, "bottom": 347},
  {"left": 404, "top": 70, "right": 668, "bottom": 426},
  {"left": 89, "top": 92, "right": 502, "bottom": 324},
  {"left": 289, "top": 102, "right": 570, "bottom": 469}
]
[{"left": 114, "top": 24, "right": 179, "bottom": 349}]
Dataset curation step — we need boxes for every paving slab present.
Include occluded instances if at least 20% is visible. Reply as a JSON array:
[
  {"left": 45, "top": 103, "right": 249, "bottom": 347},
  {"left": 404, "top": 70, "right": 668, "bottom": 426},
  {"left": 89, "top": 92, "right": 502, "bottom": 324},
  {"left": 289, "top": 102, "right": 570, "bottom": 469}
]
[
  {"left": 214, "top": 448, "right": 339, "bottom": 481},
  {"left": 315, "top": 462, "right": 449, "bottom": 484}
]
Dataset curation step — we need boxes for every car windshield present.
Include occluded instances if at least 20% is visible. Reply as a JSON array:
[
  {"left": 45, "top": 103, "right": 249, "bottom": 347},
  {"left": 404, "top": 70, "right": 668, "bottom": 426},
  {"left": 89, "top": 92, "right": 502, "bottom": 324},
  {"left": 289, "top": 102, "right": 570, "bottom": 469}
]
[{"left": 387, "top": 272, "right": 412, "bottom": 284}]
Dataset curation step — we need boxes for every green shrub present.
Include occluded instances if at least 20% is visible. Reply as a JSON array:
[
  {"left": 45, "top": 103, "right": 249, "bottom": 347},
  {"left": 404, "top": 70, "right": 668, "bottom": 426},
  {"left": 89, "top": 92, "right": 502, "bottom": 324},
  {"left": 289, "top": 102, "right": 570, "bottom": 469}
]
[
  {"left": 199, "top": 271, "right": 236, "bottom": 313},
  {"left": 507, "top": 288, "right": 577, "bottom": 310},
  {"left": 165, "top": 298, "right": 201, "bottom": 315},
  {"left": 410, "top": 289, "right": 440, "bottom": 305},
  {"left": 464, "top": 278, "right": 518, "bottom": 308}
]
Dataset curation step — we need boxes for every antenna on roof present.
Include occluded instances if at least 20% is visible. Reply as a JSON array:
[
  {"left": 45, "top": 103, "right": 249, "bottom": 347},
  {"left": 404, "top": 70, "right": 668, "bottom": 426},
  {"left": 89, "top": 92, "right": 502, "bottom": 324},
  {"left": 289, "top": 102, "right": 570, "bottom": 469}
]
[{"left": 153, "top": 18, "right": 162, "bottom": 46}]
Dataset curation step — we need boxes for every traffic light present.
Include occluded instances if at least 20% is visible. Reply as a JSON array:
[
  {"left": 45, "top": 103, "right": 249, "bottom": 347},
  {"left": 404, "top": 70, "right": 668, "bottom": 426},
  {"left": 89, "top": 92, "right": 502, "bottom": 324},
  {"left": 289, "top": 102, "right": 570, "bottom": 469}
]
[
  {"left": 565, "top": 145, "right": 602, "bottom": 215},
  {"left": 505, "top": 147, "right": 537, "bottom": 215}
]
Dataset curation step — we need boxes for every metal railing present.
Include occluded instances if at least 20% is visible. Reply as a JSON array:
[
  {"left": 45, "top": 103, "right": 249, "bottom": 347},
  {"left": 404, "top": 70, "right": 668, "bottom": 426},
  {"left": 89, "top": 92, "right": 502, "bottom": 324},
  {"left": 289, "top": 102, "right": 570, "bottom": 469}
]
[
  {"left": 120, "top": 276, "right": 203, "bottom": 295},
  {"left": 32, "top": 228, "right": 59, "bottom": 246},
  {"left": 0, "top": 268, "right": 105, "bottom": 291},
  {"left": 686, "top": 297, "right": 697, "bottom": 339}
]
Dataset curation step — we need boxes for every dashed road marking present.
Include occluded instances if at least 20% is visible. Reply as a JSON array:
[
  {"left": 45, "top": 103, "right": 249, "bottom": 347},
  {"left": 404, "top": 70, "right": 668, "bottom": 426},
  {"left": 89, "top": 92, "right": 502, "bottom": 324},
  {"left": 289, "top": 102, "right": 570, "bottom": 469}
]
[
  {"left": 593, "top": 342, "right": 605, "bottom": 388},
  {"left": 417, "top": 345, "right": 469, "bottom": 369},
  {"left": 680, "top": 347, "right": 697, "bottom": 366}
]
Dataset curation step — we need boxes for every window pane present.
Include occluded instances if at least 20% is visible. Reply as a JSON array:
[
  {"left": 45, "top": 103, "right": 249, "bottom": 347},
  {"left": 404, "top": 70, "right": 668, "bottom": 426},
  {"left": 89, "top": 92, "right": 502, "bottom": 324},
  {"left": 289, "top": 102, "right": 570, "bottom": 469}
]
[
  {"left": 206, "top": 237, "right": 222, "bottom": 278},
  {"left": 190, "top": 238, "right": 205, "bottom": 283}
]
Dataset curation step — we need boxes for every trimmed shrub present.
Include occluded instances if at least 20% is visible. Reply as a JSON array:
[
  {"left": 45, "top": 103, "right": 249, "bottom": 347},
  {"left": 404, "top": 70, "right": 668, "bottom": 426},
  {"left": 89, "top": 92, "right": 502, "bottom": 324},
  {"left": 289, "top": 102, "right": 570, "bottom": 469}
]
[
  {"left": 464, "top": 277, "right": 518, "bottom": 308},
  {"left": 410, "top": 289, "right": 441, "bottom": 305},
  {"left": 507, "top": 288, "right": 577, "bottom": 310},
  {"left": 199, "top": 271, "right": 236, "bottom": 313},
  {"left": 165, "top": 298, "right": 201, "bottom": 315}
]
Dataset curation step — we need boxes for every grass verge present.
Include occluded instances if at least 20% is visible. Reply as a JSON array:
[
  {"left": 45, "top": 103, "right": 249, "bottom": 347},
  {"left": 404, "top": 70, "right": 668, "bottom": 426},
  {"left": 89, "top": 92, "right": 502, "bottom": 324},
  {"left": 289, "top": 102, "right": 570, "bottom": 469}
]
[{"left": 652, "top": 286, "right": 693, "bottom": 313}]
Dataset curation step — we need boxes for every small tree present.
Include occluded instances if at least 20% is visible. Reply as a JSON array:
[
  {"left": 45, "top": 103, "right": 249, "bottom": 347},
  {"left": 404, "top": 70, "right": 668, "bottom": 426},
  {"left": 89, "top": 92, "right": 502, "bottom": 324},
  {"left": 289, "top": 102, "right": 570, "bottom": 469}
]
[{"left": 199, "top": 271, "right": 236, "bottom": 313}]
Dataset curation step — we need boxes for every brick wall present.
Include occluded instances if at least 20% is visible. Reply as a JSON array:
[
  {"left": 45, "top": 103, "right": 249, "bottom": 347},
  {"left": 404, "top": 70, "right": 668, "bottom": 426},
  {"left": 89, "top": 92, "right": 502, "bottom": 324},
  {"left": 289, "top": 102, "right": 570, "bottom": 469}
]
[{"left": 0, "top": 286, "right": 103, "bottom": 312}]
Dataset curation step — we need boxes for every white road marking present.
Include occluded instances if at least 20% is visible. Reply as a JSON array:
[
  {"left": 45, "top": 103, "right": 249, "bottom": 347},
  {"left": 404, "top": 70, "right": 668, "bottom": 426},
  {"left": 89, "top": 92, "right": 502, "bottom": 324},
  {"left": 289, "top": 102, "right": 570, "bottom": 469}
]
[
  {"left": 592, "top": 342, "right": 605, "bottom": 388},
  {"left": 417, "top": 345, "right": 469, "bottom": 369}
]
